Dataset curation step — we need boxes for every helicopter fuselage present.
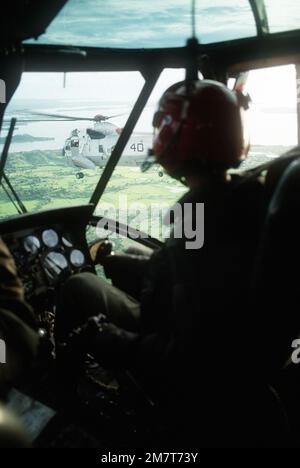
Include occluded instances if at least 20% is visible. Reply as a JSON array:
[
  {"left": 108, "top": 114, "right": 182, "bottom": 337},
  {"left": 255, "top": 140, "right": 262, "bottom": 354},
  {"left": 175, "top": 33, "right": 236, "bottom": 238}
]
[
  {"left": 62, "top": 121, "right": 152, "bottom": 173},
  {"left": 63, "top": 121, "right": 119, "bottom": 168}
]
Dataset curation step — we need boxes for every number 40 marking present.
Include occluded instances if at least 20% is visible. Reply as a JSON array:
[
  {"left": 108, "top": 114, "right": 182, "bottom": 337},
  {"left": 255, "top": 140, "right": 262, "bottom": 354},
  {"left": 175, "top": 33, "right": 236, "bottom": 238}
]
[{"left": 130, "top": 143, "right": 144, "bottom": 152}]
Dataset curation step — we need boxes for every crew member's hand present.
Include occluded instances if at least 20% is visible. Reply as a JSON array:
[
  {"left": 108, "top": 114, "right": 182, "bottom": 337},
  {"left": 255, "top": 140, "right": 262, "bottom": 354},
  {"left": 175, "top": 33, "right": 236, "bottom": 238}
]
[
  {"left": 101, "top": 252, "right": 130, "bottom": 280},
  {"left": 102, "top": 253, "right": 150, "bottom": 298},
  {"left": 0, "top": 238, "right": 24, "bottom": 302}
]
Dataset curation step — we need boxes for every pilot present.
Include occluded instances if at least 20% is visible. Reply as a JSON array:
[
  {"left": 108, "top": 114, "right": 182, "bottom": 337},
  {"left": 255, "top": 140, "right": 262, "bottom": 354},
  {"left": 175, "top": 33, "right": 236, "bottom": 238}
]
[{"left": 55, "top": 80, "right": 267, "bottom": 446}]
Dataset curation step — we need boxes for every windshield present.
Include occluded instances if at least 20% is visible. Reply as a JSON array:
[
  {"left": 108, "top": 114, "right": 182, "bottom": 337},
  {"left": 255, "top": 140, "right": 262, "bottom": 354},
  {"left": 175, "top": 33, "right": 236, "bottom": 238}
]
[
  {"left": 0, "top": 65, "right": 298, "bottom": 236},
  {"left": 235, "top": 64, "right": 297, "bottom": 171},
  {"left": 265, "top": 0, "right": 300, "bottom": 34},
  {"left": 0, "top": 69, "right": 190, "bottom": 225},
  {"left": 24, "top": 0, "right": 256, "bottom": 48},
  {"left": 0, "top": 71, "right": 145, "bottom": 219}
]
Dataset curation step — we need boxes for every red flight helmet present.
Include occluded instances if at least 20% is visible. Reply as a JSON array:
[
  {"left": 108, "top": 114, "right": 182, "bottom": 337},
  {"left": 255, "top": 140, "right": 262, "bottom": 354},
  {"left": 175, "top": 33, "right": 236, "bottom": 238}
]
[{"left": 152, "top": 79, "right": 250, "bottom": 177}]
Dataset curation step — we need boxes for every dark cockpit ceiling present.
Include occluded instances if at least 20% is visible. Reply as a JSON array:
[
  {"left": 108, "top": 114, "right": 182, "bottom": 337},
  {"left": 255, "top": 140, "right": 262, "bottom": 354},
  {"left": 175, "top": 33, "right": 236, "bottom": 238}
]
[{"left": 0, "top": 0, "right": 300, "bottom": 77}]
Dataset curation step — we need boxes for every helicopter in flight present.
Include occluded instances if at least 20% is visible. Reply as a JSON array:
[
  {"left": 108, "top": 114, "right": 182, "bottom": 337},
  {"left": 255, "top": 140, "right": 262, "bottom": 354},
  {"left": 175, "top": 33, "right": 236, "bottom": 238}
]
[{"left": 5, "top": 110, "right": 163, "bottom": 179}]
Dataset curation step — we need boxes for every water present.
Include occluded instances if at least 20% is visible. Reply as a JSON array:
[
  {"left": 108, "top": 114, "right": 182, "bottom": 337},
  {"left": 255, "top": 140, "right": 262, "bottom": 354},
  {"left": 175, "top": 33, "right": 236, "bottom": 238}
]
[
  {"left": 1, "top": 101, "right": 135, "bottom": 153},
  {"left": 1, "top": 100, "right": 297, "bottom": 155}
]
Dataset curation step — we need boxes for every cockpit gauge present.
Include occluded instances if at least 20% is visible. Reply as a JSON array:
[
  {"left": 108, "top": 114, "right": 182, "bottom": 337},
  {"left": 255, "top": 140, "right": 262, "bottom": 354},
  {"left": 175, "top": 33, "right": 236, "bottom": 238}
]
[
  {"left": 62, "top": 237, "right": 73, "bottom": 248},
  {"left": 44, "top": 252, "right": 68, "bottom": 276},
  {"left": 70, "top": 249, "right": 85, "bottom": 268},
  {"left": 42, "top": 229, "right": 59, "bottom": 248},
  {"left": 23, "top": 236, "right": 41, "bottom": 254}
]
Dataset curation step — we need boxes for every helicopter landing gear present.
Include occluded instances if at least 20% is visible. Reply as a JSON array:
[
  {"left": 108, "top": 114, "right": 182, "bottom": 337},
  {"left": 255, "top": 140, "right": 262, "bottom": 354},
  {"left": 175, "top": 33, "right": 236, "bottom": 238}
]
[{"left": 76, "top": 172, "right": 85, "bottom": 180}]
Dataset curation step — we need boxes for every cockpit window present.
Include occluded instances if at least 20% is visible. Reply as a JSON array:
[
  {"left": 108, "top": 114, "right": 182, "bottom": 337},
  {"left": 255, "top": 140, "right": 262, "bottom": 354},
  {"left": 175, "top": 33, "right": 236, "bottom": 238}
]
[
  {"left": 94, "top": 69, "right": 189, "bottom": 242},
  {"left": 265, "top": 0, "right": 300, "bottom": 34},
  {"left": 24, "top": 0, "right": 257, "bottom": 48},
  {"left": 0, "top": 71, "right": 144, "bottom": 220},
  {"left": 1, "top": 65, "right": 298, "bottom": 239},
  {"left": 233, "top": 64, "right": 297, "bottom": 172}
]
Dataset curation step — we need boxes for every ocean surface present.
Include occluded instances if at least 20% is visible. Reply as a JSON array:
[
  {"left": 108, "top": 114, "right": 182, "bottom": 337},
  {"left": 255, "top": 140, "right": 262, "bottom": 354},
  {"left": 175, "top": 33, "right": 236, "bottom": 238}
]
[{"left": 1, "top": 99, "right": 297, "bottom": 160}]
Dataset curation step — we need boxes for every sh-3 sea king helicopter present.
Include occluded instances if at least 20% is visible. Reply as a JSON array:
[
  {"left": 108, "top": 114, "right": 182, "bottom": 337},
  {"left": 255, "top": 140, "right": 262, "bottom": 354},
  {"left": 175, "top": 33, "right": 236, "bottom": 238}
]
[
  {"left": 61, "top": 113, "right": 124, "bottom": 177},
  {"left": 15, "top": 110, "right": 161, "bottom": 179}
]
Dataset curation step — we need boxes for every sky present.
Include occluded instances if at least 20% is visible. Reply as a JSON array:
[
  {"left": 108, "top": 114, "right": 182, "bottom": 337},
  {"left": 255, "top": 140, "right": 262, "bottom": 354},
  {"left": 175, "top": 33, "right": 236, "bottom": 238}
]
[
  {"left": 10, "top": 71, "right": 145, "bottom": 102},
  {"left": 245, "top": 64, "right": 298, "bottom": 145}
]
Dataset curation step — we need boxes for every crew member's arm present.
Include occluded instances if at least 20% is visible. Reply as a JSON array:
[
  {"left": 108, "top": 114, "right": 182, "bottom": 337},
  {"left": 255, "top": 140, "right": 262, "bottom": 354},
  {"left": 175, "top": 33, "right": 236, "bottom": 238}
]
[
  {"left": 0, "top": 239, "right": 38, "bottom": 386},
  {"left": 0, "top": 238, "right": 36, "bottom": 329},
  {"left": 0, "top": 238, "right": 24, "bottom": 302}
]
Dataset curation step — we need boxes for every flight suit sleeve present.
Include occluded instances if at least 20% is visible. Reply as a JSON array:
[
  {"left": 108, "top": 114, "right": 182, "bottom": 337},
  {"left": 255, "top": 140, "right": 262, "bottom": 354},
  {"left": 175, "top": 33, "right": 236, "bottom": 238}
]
[
  {"left": 102, "top": 252, "right": 151, "bottom": 300},
  {"left": 0, "top": 238, "right": 24, "bottom": 302},
  {"left": 0, "top": 239, "right": 39, "bottom": 385},
  {"left": 0, "top": 308, "right": 39, "bottom": 385},
  {"left": 139, "top": 246, "right": 173, "bottom": 332},
  {"left": 0, "top": 238, "right": 36, "bottom": 328}
]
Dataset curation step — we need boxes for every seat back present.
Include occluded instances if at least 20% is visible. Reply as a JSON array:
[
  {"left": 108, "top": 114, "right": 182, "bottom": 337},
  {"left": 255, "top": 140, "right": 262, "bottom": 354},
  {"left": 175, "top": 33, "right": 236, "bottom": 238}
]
[{"left": 251, "top": 157, "right": 300, "bottom": 374}]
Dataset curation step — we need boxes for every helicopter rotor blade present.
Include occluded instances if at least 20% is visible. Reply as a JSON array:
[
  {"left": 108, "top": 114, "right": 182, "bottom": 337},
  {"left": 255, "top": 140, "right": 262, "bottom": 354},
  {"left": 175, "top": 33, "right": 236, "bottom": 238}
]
[
  {"left": 30, "top": 111, "right": 127, "bottom": 121},
  {"left": 103, "top": 113, "right": 127, "bottom": 121},
  {"left": 30, "top": 112, "right": 95, "bottom": 121},
  {"left": 2, "top": 112, "right": 129, "bottom": 124},
  {"left": 3, "top": 118, "right": 83, "bottom": 123}
]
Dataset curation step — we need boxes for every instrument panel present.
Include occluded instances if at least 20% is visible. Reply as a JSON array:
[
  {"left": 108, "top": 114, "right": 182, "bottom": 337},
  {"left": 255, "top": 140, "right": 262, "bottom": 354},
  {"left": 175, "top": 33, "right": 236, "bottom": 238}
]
[
  {"left": 0, "top": 205, "right": 95, "bottom": 305},
  {"left": 5, "top": 227, "right": 90, "bottom": 300}
]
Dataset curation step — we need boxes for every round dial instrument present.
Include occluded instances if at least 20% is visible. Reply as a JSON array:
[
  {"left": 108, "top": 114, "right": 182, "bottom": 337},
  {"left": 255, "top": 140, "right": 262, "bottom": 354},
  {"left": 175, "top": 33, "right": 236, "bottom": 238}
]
[
  {"left": 62, "top": 237, "right": 73, "bottom": 248},
  {"left": 70, "top": 249, "right": 85, "bottom": 268},
  {"left": 23, "top": 236, "right": 40, "bottom": 254},
  {"left": 44, "top": 252, "right": 68, "bottom": 276},
  {"left": 42, "top": 229, "right": 59, "bottom": 248}
]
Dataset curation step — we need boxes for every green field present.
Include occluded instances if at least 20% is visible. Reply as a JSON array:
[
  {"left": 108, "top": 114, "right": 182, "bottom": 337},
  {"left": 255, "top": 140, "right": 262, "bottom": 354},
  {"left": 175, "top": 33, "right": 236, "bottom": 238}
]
[
  {"left": 0, "top": 150, "right": 186, "bottom": 241},
  {"left": 0, "top": 146, "right": 290, "bottom": 236}
]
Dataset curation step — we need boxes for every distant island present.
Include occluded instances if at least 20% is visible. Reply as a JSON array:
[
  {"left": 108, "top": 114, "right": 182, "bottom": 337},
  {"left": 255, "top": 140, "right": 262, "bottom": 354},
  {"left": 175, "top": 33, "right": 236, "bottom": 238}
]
[{"left": 0, "top": 134, "right": 55, "bottom": 143}]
